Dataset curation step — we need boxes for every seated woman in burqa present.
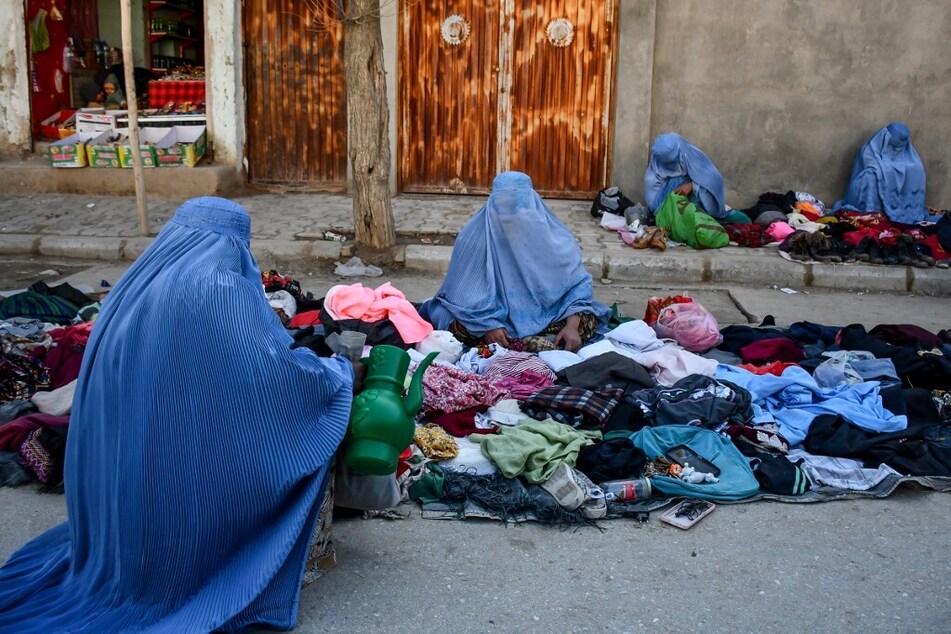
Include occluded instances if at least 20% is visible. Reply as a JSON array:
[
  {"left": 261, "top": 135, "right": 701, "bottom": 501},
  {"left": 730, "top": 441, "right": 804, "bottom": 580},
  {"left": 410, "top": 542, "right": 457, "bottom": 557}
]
[
  {"left": 835, "top": 122, "right": 930, "bottom": 224},
  {"left": 0, "top": 197, "right": 358, "bottom": 631},
  {"left": 644, "top": 132, "right": 727, "bottom": 219},
  {"left": 420, "top": 171, "right": 611, "bottom": 352}
]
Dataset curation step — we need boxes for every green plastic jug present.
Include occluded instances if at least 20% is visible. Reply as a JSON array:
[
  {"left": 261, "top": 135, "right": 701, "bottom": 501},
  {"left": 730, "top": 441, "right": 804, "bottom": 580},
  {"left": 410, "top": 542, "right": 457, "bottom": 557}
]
[{"left": 343, "top": 345, "right": 439, "bottom": 475}]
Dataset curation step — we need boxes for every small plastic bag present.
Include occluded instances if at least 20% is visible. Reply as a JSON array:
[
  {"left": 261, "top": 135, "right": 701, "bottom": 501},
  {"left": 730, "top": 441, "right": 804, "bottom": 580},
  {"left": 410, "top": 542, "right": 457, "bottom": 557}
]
[
  {"left": 652, "top": 301, "right": 722, "bottom": 352},
  {"left": 416, "top": 330, "right": 464, "bottom": 364}
]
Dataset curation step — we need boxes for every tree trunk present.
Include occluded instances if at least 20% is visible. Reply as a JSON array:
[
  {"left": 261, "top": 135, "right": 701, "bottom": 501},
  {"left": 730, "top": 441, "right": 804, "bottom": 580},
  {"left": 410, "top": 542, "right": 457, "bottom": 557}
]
[{"left": 344, "top": 0, "right": 395, "bottom": 250}]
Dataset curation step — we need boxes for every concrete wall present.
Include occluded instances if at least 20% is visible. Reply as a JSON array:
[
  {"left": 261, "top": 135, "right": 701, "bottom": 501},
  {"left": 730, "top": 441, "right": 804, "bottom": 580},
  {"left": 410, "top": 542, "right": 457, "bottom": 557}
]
[
  {"left": 642, "top": 0, "right": 951, "bottom": 208},
  {"left": 610, "top": 0, "right": 656, "bottom": 199},
  {"left": 204, "top": 0, "right": 243, "bottom": 171},
  {"left": 0, "top": 2, "right": 31, "bottom": 158}
]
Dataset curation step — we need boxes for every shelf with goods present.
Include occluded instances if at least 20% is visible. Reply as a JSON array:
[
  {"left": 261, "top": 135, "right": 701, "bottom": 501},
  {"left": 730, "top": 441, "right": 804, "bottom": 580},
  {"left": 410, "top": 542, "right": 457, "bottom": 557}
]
[{"left": 147, "top": 0, "right": 204, "bottom": 73}]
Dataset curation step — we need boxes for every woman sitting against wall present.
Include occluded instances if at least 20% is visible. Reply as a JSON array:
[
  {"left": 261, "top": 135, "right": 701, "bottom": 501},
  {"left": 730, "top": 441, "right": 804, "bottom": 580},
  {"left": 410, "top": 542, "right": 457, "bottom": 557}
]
[{"left": 644, "top": 132, "right": 727, "bottom": 220}]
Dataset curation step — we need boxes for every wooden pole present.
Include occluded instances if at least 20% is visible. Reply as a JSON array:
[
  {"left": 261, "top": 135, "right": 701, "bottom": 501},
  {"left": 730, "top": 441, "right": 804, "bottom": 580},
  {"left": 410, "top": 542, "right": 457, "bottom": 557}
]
[{"left": 120, "top": 0, "right": 150, "bottom": 236}]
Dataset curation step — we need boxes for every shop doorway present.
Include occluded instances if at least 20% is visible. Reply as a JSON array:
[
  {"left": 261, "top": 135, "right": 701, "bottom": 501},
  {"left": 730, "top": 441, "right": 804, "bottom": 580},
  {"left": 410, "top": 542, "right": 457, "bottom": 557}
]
[
  {"left": 398, "top": 1, "right": 619, "bottom": 198},
  {"left": 242, "top": 0, "right": 348, "bottom": 189}
]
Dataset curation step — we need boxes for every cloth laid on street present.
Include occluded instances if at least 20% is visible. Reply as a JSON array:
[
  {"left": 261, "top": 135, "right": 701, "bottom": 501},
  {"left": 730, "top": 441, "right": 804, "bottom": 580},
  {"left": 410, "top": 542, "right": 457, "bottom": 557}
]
[
  {"left": 787, "top": 448, "right": 900, "bottom": 491},
  {"left": 323, "top": 282, "right": 433, "bottom": 344},
  {"left": 414, "top": 423, "right": 459, "bottom": 460},
  {"left": 655, "top": 194, "right": 730, "bottom": 249},
  {"left": 30, "top": 379, "right": 77, "bottom": 416},
  {"left": 628, "top": 425, "right": 760, "bottom": 501},
  {"left": 0, "top": 291, "right": 79, "bottom": 325},
  {"left": 716, "top": 365, "right": 907, "bottom": 446},
  {"left": 750, "top": 454, "right": 810, "bottom": 495},
  {"left": 629, "top": 374, "right": 753, "bottom": 430},
  {"left": 439, "top": 439, "right": 498, "bottom": 476},
  {"left": 419, "top": 171, "right": 610, "bottom": 340},
  {"left": 31, "top": 321, "right": 93, "bottom": 389},
  {"left": 538, "top": 349, "right": 583, "bottom": 372},
  {"left": 813, "top": 351, "right": 899, "bottom": 389},
  {"left": 575, "top": 437, "right": 647, "bottom": 484},
  {"left": 426, "top": 407, "right": 497, "bottom": 438},
  {"left": 740, "top": 338, "right": 806, "bottom": 364},
  {"left": 836, "top": 122, "right": 929, "bottom": 224},
  {"left": 627, "top": 346, "right": 719, "bottom": 387},
  {"left": 475, "top": 399, "right": 527, "bottom": 428},
  {"left": 418, "top": 363, "right": 508, "bottom": 414},
  {"left": 520, "top": 386, "right": 625, "bottom": 429},
  {"left": 469, "top": 418, "right": 601, "bottom": 484},
  {"left": 0, "top": 197, "right": 354, "bottom": 632},
  {"left": 555, "top": 351, "right": 653, "bottom": 394},
  {"left": 644, "top": 132, "right": 726, "bottom": 219},
  {"left": 492, "top": 370, "right": 554, "bottom": 400},
  {"left": 456, "top": 343, "right": 508, "bottom": 375},
  {"left": 483, "top": 351, "right": 557, "bottom": 383}
]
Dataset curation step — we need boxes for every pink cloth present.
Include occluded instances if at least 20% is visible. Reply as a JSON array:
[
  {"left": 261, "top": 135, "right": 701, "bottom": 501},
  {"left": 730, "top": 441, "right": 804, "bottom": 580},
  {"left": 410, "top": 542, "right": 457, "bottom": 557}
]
[
  {"left": 417, "top": 364, "right": 509, "bottom": 414},
  {"left": 765, "top": 221, "right": 795, "bottom": 242},
  {"left": 324, "top": 283, "right": 433, "bottom": 344},
  {"left": 493, "top": 370, "right": 554, "bottom": 400}
]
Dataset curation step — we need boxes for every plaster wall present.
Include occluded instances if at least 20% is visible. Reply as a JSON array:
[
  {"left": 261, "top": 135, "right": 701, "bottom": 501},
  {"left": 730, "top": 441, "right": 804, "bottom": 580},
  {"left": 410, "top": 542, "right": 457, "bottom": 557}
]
[
  {"left": 642, "top": 0, "right": 951, "bottom": 208},
  {"left": 204, "top": 0, "right": 243, "bottom": 172},
  {"left": 610, "top": 0, "right": 656, "bottom": 200},
  {"left": 0, "top": 2, "right": 31, "bottom": 158}
]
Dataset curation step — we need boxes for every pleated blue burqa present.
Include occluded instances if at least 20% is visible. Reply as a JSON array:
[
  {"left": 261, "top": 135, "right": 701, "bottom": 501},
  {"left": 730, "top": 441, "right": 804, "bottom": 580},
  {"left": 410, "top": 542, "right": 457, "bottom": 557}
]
[
  {"left": 836, "top": 122, "right": 929, "bottom": 224},
  {"left": 420, "top": 171, "right": 610, "bottom": 339},
  {"left": 0, "top": 198, "right": 353, "bottom": 632},
  {"left": 644, "top": 132, "right": 726, "bottom": 219}
]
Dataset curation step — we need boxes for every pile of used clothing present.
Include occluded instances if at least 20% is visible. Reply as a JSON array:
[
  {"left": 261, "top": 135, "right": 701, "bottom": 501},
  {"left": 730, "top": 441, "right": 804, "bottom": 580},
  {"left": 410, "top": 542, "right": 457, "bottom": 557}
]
[
  {"left": 0, "top": 280, "right": 103, "bottom": 489},
  {"left": 589, "top": 186, "right": 951, "bottom": 268},
  {"left": 399, "top": 298, "right": 951, "bottom": 525},
  {"left": 4, "top": 271, "right": 949, "bottom": 530}
]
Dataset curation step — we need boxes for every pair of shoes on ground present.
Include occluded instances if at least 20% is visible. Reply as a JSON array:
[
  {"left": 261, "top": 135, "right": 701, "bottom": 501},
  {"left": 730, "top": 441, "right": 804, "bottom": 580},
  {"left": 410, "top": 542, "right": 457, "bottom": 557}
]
[
  {"left": 541, "top": 462, "right": 607, "bottom": 520},
  {"left": 852, "top": 235, "right": 943, "bottom": 268},
  {"left": 591, "top": 186, "right": 635, "bottom": 219},
  {"left": 631, "top": 226, "right": 668, "bottom": 251}
]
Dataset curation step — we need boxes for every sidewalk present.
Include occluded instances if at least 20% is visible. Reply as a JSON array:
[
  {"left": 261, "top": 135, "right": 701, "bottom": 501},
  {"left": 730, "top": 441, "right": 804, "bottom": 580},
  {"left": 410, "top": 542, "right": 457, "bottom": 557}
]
[{"left": 0, "top": 191, "right": 947, "bottom": 295}]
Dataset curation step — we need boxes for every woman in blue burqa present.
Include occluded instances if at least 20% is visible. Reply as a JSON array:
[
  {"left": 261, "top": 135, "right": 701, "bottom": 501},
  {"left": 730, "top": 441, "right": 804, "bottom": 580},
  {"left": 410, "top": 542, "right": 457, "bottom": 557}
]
[
  {"left": 644, "top": 132, "right": 726, "bottom": 219},
  {"left": 835, "top": 122, "right": 930, "bottom": 224},
  {"left": 0, "top": 197, "right": 355, "bottom": 631},
  {"left": 420, "top": 171, "right": 611, "bottom": 352}
]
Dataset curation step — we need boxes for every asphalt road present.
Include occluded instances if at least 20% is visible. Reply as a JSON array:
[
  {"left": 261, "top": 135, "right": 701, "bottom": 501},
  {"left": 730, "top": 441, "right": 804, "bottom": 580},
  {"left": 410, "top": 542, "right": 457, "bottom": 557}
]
[{"left": 1, "top": 258, "right": 949, "bottom": 632}]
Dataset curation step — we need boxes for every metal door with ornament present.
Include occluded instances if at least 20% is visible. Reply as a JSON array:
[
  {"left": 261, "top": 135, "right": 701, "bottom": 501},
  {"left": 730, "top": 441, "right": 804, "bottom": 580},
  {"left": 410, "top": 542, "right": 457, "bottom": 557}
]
[{"left": 399, "top": 1, "right": 618, "bottom": 198}]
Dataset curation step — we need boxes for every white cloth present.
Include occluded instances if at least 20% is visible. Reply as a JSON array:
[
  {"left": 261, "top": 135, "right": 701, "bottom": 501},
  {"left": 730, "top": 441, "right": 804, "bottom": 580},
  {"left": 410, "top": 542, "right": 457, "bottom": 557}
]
[
  {"left": 416, "top": 330, "right": 464, "bottom": 364},
  {"left": 475, "top": 399, "right": 526, "bottom": 428},
  {"left": 629, "top": 347, "right": 718, "bottom": 387},
  {"left": 577, "top": 339, "right": 617, "bottom": 360},
  {"left": 605, "top": 320, "right": 668, "bottom": 352},
  {"left": 538, "top": 349, "right": 583, "bottom": 372},
  {"left": 31, "top": 379, "right": 78, "bottom": 416},
  {"left": 456, "top": 343, "right": 508, "bottom": 375},
  {"left": 440, "top": 438, "right": 498, "bottom": 476},
  {"left": 788, "top": 448, "right": 901, "bottom": 491}
]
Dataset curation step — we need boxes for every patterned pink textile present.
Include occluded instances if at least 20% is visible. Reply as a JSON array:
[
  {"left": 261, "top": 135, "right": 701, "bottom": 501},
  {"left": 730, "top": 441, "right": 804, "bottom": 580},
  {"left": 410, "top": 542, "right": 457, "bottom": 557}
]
[
  {"left": 417, "top": 364, "right": 509, "bottom": 414},
  {"left": 483, "top": 351, "right": 557, "bottom": 383},
  {"left": 493, "top": 370, "right": 554, "bottom": 400}
]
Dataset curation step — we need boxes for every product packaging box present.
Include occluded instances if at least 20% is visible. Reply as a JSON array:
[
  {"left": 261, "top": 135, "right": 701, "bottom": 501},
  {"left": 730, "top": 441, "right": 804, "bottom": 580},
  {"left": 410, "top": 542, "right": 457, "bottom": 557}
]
[
  {"left": 154, "top": 125, "right": 207, "bottom": 167},
  {"left": 48, "top": 132, "right": 109, "bottom": 168}
]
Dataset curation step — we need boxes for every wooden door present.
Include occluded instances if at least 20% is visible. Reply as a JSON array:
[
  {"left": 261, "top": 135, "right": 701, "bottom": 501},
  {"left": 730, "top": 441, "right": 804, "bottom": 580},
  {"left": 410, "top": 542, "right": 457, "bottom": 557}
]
[
  {"left": 243, "top": 1, "right": 347, "bottom": 189},
  {"left": 398, "top": 1, "right": 502, "bottom": 194},
  {"left": 399, "top": 1, "right": 618, "bottom": 198}
]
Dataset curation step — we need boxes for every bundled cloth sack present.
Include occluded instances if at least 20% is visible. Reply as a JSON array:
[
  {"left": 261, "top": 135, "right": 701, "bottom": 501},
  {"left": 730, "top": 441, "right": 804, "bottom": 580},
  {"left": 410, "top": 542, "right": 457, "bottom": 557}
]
[
  {"left": 416, "top": 330, "right": 464, "bottom": 364},
  {"left": 629, "top": 425, "right": 760, "bottom": 501},
  {"left": 655, "top": 194, "right": 729, "bottom": 249},
  {"left": 652, "top": 300, "right": 722, "bottom": 353}
]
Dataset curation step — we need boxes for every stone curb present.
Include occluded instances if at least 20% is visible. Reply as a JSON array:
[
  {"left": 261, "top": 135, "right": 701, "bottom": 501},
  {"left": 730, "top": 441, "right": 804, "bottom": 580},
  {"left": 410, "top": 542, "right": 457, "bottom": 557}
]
[
  {"left": 37, "top": 236, "right": 122, "bottom": 260},
  {"left": 0, "top": 234, "right": 42, "bottom": 255},
  {"left": 1, "top": 230, "right": 948, "bottom": 295}
]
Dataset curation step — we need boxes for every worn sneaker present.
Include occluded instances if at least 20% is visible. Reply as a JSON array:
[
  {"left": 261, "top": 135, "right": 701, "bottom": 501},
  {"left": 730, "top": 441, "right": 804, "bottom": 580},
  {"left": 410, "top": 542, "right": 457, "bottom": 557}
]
[
  {"left": 541, "top": 462, "right": 585, "bottom": 511},
  {"left": 573, "top": 469, "right": 608, "bottom": 520}
]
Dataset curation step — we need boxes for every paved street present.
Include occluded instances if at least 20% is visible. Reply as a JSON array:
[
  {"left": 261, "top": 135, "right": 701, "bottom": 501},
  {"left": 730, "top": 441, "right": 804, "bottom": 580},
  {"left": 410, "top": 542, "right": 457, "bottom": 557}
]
[{"left": 0, "top": 258, "right": 949, "bottom": 632}]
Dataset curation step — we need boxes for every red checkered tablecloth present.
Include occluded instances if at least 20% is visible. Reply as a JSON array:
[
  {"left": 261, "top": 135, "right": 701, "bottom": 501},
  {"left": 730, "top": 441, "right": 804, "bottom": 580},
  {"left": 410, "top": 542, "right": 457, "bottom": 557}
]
[{"left": 148, "top": 80, "right": 206, "bottom": 108}]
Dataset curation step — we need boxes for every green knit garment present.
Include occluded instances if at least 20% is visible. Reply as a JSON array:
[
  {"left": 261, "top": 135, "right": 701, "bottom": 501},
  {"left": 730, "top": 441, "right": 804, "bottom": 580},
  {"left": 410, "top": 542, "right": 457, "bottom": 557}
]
[{"left": 470, "top": 419, "right": 601, "bottom": 484}]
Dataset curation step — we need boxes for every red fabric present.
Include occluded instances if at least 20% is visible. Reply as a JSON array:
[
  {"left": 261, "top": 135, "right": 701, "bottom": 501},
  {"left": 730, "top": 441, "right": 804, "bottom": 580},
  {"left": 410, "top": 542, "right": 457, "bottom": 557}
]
[
  {"left": 0, "top": 413, "right": 69, "bottom": 452},
  {"left": 737, "top": 361, "right": 799, "bottom": 376},
  {"left": 27, "top": 0, "right": 72, "bottom": 133},
  {"left": 32, "top": 322, "right": 93, "bottom": 389},
  {"left": 289, "top": 310, "right": 321, "bottom": 329},
  {"left": 395, "top": 446, "right": 414, "bottom": 478},
  {"left": 740, "top": 338, "right": 806, "bottom": 364},
  {"left": 149, "top": 80, "right": 206, "bottom": 108},
  {"left": 426, "top": 406, "right": 495, "bottom": 438}
]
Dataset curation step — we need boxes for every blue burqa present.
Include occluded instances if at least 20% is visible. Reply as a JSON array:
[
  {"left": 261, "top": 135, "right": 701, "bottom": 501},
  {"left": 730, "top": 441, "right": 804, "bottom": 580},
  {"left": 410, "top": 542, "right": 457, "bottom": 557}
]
[
  {"left": 0, "top": 198, "right": 353, "bottom": 632},
  {"left": 644, "top": 132, "right": 726, "bottom": 219},
  {"left": 836, "top": 122, "right": 928, "bottom": 224},
  {"left": 420, "top": 171, "right": 610, "bottom": 339}
]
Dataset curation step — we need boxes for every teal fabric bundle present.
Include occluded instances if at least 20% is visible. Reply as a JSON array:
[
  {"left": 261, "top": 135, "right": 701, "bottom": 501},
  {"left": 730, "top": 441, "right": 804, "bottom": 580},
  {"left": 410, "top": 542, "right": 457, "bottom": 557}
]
[{"left": 629, "top": 425, "right": 760, "bottom": 501}]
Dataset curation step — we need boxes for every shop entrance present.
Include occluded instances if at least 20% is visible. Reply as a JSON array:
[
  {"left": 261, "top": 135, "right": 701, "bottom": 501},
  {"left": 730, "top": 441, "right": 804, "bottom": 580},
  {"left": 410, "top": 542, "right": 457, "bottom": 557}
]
[
  {"left": 242, "top": 0, "right": 349, "bottom": 189},
  {"left": 398, "top": 1, "right": 619, "bottom": 198}
]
